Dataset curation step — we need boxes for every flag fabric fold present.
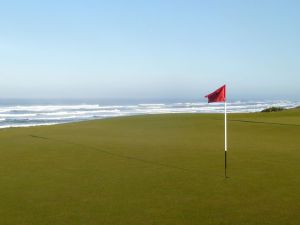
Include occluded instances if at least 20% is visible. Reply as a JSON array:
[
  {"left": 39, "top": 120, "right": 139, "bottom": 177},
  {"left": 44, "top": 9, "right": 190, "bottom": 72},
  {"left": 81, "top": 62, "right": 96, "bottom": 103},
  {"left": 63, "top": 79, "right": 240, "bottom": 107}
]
[{"left": 205, "top": 85, "right": 226, "bottom": 103}]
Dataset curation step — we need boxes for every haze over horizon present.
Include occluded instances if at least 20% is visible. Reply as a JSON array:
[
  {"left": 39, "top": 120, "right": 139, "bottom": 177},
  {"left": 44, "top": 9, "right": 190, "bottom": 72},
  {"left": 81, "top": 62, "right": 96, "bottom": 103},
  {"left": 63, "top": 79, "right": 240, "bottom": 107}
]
[{"left": 0, "top": 0, "right": 299, "bottom": 100}]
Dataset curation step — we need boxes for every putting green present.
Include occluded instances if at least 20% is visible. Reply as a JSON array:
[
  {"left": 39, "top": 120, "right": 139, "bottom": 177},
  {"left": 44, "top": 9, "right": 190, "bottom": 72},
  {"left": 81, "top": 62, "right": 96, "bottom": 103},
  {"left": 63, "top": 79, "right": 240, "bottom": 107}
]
[{"left": 0, "top": 109, "right": 299, "bottom": 225}]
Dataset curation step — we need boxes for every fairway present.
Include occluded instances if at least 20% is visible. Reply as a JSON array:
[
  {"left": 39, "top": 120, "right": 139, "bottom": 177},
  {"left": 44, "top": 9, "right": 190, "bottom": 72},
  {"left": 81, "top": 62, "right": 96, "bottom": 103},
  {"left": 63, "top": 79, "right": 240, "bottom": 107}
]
[{"left": 0, "top": 109, "right": 300, "bottom": 225}]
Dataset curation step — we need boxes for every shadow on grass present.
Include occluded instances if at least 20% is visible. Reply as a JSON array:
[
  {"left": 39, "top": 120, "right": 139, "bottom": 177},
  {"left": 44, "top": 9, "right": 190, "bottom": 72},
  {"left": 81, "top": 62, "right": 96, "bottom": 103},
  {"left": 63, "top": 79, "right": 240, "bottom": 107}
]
[
  {"left": 211, "top": 119, "right": 300, "bottom": 127},
  {"left": 29, "top": 134, "right": 191, "bottom": 172}
]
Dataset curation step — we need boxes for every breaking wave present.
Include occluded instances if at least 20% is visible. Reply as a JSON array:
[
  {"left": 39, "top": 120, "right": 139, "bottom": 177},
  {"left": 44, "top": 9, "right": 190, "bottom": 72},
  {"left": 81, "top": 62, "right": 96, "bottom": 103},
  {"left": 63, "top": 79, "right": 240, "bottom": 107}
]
[{"left": 0, "top": 100, "right": 298, "bottom": 128}]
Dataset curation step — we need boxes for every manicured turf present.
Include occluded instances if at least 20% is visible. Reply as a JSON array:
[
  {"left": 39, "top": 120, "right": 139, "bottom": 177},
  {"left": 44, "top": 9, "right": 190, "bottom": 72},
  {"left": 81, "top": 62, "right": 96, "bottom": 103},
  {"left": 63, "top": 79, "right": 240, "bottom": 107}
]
[{"left": 0, "top": 109, "right": 300, "bottom": 225}]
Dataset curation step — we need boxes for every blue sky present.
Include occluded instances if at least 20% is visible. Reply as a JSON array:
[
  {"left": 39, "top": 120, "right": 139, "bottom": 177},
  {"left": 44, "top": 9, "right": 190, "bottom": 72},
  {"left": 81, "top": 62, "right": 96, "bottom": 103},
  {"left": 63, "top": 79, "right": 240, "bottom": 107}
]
[{"left": 0, "top": 0, "right": 299, "bottom": 100}]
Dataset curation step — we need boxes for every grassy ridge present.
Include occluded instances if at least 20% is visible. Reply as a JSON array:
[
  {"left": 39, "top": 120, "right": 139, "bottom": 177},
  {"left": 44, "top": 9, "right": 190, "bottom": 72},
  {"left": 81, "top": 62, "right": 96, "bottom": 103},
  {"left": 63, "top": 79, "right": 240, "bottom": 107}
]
[{"left": 0, "top": 110, "right": 300, "bottom": 225}]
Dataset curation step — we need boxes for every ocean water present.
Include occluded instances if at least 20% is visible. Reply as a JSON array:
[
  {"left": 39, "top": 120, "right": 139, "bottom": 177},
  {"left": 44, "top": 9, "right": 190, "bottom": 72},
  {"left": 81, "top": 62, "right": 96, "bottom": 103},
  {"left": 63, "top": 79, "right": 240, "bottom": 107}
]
[{"left": 0, "top": 99, "right": 298, "bottom": 129}]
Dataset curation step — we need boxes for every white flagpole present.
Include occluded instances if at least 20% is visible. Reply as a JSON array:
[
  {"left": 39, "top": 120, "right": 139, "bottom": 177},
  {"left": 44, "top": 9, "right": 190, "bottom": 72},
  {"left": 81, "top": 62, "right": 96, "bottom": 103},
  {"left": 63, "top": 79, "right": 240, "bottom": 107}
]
[{"left": 225, "top": 100, "right": 228, "bottom": 178}]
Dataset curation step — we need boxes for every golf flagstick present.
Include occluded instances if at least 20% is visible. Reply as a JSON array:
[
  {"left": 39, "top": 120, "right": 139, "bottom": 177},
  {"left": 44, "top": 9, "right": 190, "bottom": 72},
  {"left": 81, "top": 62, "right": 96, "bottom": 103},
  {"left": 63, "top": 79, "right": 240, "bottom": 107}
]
[
  {"left": 225, "top": 100, "right": 228, "bottom": 178},
  {"left": 205, "top": 85, "right": 227, "bottom": 178}
]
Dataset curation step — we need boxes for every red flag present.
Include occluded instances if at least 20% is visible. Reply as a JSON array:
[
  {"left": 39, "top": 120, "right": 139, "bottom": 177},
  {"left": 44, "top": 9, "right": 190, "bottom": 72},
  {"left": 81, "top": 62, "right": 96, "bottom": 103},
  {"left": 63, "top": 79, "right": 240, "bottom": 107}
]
[{"left": 205, "top": 85, "right": 226, "bottom": 103}]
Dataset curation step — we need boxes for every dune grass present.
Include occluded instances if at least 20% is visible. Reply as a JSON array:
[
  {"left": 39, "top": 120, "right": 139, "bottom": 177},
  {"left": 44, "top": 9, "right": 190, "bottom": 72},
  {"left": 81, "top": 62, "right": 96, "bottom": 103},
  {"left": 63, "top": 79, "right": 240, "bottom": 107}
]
[
  {"left": 0, "top": 109, "right": 300, "bottom": 225},
  {"left": 261, "top": 106, "right": 285, "bottom": 112}
]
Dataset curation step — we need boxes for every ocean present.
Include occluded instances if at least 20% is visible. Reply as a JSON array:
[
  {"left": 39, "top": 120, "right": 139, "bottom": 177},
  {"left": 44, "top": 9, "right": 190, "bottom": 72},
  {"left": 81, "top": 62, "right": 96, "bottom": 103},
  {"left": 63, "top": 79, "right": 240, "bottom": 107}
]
[{"left": 0, "top": 99, "right": 298, "bottom": 129}]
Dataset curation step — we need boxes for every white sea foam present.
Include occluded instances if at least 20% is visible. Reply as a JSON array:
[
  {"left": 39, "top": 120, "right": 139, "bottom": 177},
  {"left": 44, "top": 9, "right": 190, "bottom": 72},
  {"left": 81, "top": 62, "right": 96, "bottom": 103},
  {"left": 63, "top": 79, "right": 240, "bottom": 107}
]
[
  {"left": 0, "top": 122, "right": 59, "bottom": 129},
  {"left": 0, "top": 113, "right": 37, "bottom": 118},
  {"left": 0, "top": 104, "right": 100, "bottom": 112},
  {"left": 0, "top": 100, "right": 298, "bottom": 129}
]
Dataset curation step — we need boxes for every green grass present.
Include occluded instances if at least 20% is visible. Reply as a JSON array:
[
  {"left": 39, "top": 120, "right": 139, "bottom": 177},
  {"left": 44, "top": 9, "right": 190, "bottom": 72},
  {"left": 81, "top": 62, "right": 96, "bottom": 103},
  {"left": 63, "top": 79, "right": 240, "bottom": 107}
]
[{"left": 0, "top": 109, "right": 300, "bottom": 225}]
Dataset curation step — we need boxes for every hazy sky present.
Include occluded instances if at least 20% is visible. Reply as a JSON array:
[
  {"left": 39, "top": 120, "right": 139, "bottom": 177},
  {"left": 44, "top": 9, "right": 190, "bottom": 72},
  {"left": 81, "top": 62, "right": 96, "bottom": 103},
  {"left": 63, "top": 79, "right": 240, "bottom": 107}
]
[{"left": 0, "top": 0, "right": 299, "bottom": 100}]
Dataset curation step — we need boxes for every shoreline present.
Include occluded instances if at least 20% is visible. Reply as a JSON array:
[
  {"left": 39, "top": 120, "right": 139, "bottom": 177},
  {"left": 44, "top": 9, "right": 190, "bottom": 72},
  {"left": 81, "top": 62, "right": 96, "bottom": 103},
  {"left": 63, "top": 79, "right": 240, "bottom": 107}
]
[
  {"left": 0, "top": 101, "right": 298, "bottom": 130},
  {"left": 1, "top": 105, "right": 299, "bottom": 130}
]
